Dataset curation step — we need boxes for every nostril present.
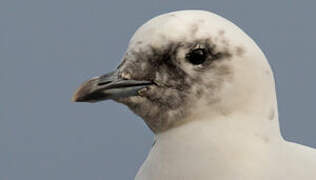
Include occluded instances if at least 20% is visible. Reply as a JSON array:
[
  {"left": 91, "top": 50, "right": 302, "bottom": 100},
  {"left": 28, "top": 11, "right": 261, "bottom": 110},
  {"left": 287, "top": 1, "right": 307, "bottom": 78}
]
[{"left": 97, "top": 81, "right": 111, "bottom": 86}]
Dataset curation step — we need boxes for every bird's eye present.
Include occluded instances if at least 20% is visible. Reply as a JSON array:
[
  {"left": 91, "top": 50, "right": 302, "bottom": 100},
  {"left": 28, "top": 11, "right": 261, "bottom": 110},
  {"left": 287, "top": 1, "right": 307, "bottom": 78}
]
[{"left": 186, "top": 48, "right": 207, "bottom": 65}]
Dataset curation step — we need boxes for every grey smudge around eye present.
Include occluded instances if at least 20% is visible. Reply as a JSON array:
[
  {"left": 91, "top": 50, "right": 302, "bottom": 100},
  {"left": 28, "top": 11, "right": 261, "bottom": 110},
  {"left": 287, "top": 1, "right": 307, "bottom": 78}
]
[{"left": 116, "top": 37, "right": 238, "bottom": 132}]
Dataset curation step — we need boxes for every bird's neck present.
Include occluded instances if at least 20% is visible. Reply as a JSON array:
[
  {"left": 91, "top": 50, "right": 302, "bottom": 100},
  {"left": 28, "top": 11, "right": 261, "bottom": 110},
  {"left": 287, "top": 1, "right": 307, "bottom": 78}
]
[
  {"left": 158, "top": 111, "right": 282, "bottom": 140},
  {"left": 137, "top": 113, "right": 283, "bottom": 179},
  {"left": 137, "top": 98, "right": 284, "bottom": 179},
  {"left": 154, "top": 111, "right": 283, "bottom": 159}
]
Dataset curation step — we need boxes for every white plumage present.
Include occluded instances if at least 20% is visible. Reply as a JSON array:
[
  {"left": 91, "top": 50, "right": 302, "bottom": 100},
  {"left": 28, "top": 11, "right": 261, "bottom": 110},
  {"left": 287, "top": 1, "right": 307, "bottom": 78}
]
[
  {"left": 131, "top": 10, "right": 316, "bottom": 180},
  {"left": 73, "top": 10, "right": 316, "bottom": 180}
]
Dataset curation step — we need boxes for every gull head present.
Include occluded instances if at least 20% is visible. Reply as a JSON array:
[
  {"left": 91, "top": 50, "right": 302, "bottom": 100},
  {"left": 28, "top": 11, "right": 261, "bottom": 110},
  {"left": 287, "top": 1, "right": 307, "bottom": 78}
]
[{"left": 72, "top": 10, "right": 277, "bottom": 133}]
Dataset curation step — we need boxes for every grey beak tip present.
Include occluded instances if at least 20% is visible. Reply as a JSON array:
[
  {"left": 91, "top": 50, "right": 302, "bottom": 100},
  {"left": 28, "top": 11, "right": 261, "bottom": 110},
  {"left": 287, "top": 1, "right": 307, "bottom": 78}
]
[
  {"left": 71, "top": 94, "right": 81, "bottom": 102},
  {"left": 71, "top": 91, "right": 83, "bottom": 102},
  {"left": 72, "top": 79, "right": 96, "bottom": 103}
]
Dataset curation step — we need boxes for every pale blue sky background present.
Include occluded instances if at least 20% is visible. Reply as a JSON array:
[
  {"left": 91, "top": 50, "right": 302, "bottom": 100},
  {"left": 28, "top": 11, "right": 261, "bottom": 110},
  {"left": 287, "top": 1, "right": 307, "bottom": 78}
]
[{"left": 1, "top": 0, "right": 316, "bottom": 179}]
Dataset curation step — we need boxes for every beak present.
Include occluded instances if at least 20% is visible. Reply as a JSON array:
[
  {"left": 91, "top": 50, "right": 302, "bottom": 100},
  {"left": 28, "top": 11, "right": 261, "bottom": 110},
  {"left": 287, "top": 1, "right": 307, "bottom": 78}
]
[{"left": 72, "top": 70, "right": 153, "bottom": 102}]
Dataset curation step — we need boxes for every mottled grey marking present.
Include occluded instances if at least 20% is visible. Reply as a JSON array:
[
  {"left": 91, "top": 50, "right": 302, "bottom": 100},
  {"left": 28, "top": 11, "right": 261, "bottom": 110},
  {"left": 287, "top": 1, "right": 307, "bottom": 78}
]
[
  {"left": 195, "top": 88, "right": 204, "bottom": 99},
  {"left": 221, "top": 39, "right": 230, "bottom": 47},
  {"left": 190, "top": 24, "right": 199, "bottom": 36},
  {"left": 263, "top": 137, "right": 270, "bottom": 143},
  {"left": 236, "top": 46, "right": 245, "bottom": 57},
  {"left": 115, "top": 38, "right": 235, "bottom": 132},
  {"left": 268, "top": 109, "right": 275, "bottom": 120},
  {"left": 255, "top": 133, "right": 270, "bottom": 143},
  {"left": 218, "top": 30, "right": 225, "bottom": 36},
  {"left": 136, "top": 41, "right": 143, "bottom": 45}
]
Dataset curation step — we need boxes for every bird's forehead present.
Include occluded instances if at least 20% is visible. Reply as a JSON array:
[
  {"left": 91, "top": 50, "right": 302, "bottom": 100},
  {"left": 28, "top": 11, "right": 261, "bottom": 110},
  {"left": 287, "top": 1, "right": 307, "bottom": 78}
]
[{"left": 128, "top": 10, "right": 231, "bottom": 50}]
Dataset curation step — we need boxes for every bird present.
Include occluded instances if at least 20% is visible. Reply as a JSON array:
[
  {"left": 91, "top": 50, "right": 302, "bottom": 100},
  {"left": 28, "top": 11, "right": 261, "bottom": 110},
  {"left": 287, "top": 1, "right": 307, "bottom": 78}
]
[{"left": 72, "top": 10, "right": 316, "bottom": 180}]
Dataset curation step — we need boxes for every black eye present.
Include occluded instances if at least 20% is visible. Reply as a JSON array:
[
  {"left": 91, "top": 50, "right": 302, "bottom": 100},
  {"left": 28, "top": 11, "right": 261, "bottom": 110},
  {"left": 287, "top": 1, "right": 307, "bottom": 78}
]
[{"left": 186, "top": 48, "right": 207, "bottom": 65}]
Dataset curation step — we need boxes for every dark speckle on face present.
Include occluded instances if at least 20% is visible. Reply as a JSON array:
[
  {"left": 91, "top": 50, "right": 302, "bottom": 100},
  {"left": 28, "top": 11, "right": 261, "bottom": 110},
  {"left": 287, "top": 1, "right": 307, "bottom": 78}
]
[
  {"left": 190, "top": 24, "right": 199, "bottom": 36},
  {"left": 218, "top": 30, "right": 225, "bottom": 36},
  {"left": 116, "top": 38, "right": 235, "bottom": 132},
  {"left": 236, "top": 46, "right": 245, "bottom": 57},
  {"left": 136, "top": 41, "right": 143, "bottom": 45},
  {"left": 220, "top": 39, "right": 230, "bottom": 47}
]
